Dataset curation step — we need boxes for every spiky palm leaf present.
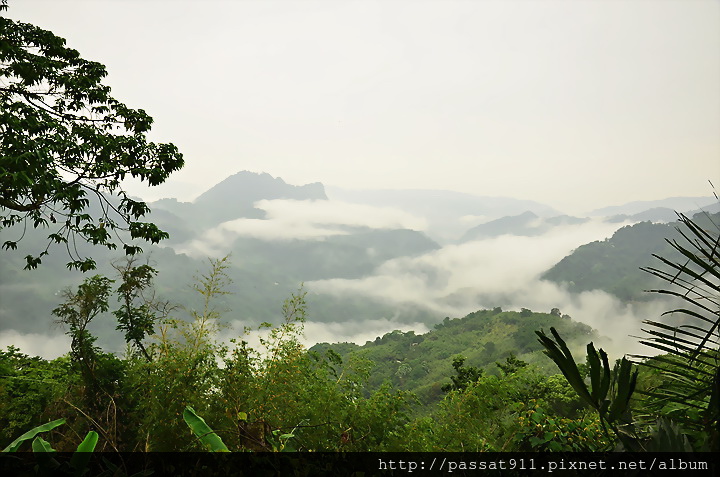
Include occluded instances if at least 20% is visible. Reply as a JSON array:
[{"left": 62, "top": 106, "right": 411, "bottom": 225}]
[
  {"left": 636, "top": 209, "right": 720, "bottom": 451},
  {"left": 536, "top": 327, "right": 640, "bottom": 450}
]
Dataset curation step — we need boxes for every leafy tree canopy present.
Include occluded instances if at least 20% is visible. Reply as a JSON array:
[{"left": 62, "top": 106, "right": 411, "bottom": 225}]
[
  {"left": 0, "top": 16, "right": 184, "bottom": 270},
  {"left": 441, "top": 355, "right": 483, "bottom": 393}
]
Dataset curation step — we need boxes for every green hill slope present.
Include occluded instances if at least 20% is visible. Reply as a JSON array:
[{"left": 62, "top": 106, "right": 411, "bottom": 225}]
[
  {"left": 541, "top": 211, "right": 720, "bottom": 302},
  {"left": 311, "top": 307, "right": 599, "bottom": 408}
]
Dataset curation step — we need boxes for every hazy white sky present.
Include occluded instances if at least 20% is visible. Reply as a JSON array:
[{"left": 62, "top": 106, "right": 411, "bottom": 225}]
[{"left": 6, "top": 0, "right": 720, "bottom": 214}]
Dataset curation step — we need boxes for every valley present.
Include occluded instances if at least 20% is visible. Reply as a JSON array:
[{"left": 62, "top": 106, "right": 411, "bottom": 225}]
[{"left": 1, "top": 171, "right": 715, "bottom": 361}]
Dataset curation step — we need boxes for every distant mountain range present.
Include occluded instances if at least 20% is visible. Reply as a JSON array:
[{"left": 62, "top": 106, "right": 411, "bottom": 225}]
[
  {"left": 586, "top": 196, "right": 719, "bottom": 217},
  {"left": 605, "top": 208, "right": 683, "bottom": 224},
  {"left": 459, "top": 211, "right": 589, "bottom": 242},
  {"left": 196, "top": 171, "right": 327, "bottom": 205},
  {"left": 0, "top": 172, "right": 444, "bottom": 353},
  {"left": 326, "top": 186, "right": 561, "bottom": 243},
  {"left": 457, "top": 198, "right": 718, "bottom": 242},
  {"left": 145, "top": 171, "right": 717, "bottom": 245},
  {"left": 1, "top": 169, "right": 718, "bottom": 358}
]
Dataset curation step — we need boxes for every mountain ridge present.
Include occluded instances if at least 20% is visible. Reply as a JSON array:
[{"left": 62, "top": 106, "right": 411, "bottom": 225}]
[
  {"left": 194, "top": 170, "right": 327, "bottom": 205},
  {"left": 149, "top": 171, "right": 328, "bottom": 230},
  {"left": 586, "top": 196, "right": 717, "bottom": 217}
]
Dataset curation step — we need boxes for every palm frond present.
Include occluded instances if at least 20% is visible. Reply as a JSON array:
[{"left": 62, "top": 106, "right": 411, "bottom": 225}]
[{"left": 638, "top": 208, "right": 720, "bottom": 451}]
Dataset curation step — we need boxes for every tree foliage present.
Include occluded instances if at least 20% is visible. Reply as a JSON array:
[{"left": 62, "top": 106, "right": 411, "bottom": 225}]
[
  {"left": 52, "top": 275, "right": 113, "bottom": 392},
  {"left": 537, "top": 327, "right": 641, "bottom": 450},
  {"left": 112, "top": 257, "right": 168, "bottom": 362},
  {"left": 441, "top": 356, "right": 483, "bottom": 393},
  {"left": 0, "top": 17, "right": 183, "bottom": 270}
]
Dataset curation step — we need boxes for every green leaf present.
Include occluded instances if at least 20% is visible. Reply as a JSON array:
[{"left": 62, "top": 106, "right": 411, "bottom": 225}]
[
  {"left": 590, "top": 344, "right": 612, "bottom": 409},
  {"left": 607, "top": 358, "right": 638, "bottom": 423},
  {"left": 70, "top": 431, "right": 98, "bottom": 474},
  {"left": 587, "top": 342, "right": 602, "bottom": 402},
  {"left": 2, "top": 418, "right": 66, "bottom": 452},
  {"left": 536, "top": 328, "right": 593, "bottom": 404},
  {"left": 2, "top": 241, "right": 17, "bottom": 250},
  {"left": 182, "top": 406, "right": 229, "bottom": 452},
  {"left": 31, "top": 436, "right": 56, "bottom": 453},
  {"left": 75, "top": 430, "right": 99, "bottom": 452}
]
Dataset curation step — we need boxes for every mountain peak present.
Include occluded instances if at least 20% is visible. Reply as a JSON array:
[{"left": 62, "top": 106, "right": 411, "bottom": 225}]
[{"left": 194, "top": 171, "right": 328, "bottom": 205}]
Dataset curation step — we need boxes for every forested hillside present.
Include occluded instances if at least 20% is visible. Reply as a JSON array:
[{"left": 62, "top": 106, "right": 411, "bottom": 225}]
[
  {"left": 311, "top": 307, "right": 597, "bottom": 408},
  {"left": 0, "top": 269, "right": 617, "bottom": 453},
  {"left": 542, "top": 211, "right": 720, "bottom": 302}
]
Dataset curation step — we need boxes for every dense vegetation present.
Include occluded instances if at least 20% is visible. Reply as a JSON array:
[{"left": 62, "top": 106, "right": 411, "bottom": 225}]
[
  {"left": 1, "top": 248, "right": 716, "bottom": 453},
  {"left": 0, "top": 259, "right": 610, "bottom": 452},
  {"left": 310, "top": 307, "right": 597, "bottom": 410}
]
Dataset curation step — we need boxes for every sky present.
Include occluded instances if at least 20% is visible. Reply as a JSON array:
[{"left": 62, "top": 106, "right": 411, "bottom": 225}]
[{"left": 5, "top": 0, "right": 720, "bottom": 214}]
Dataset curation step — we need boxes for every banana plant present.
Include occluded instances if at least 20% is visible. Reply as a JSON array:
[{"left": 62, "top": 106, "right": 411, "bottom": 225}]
[
  {"left": 2, "top": 418, "right": 66, "bottom": 452},
  {"left": 2, "top": 418, "right": 99, "bottom": 476},
  {"left": 537, "top": 208, "right": 720, "bottom": 452},
  {"left": 2, "top": 419, "right": 99, "bottom": 455},
  {"left": 182, "top": 406, "right": 229, "bottom": 452}
]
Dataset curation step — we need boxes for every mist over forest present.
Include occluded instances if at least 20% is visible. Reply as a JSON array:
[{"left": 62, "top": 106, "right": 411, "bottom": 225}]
[
  {"left": 1, "top": 171, "right": 716, "bottom": 360},
  {"left": 3, "top": 170, "right": 718, "bottom": 455},
  {"left": 2, "top": 1, "right": 719, "bottom": 458}
]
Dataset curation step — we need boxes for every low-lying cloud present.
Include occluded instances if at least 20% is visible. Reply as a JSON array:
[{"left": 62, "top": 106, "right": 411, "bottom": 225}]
[
  {"left": 307, "top": 219, "right": 673, "bottom": 357},
  {"left": 4, "top": 206, "right": 682, "bottom": 362},
  {"left": 256, "top": 199, "right": 427, "bottom": 231},
  {"left": 178, "top": 199, "right": 428, "bottom": 256},
  {"left": 308, "top": 219, "right": 626, "bottom": 314}
]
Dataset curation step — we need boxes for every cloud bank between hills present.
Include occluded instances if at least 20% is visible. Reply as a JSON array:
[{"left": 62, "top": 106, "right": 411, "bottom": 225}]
[
  {"left": 303, "top": 218, "right": 675, "bottom": 356},
  {"left": 1, "top": 193, "right": 689, "bottom": 361},
  {"left": 176, "top": 199, "right": 429, "bottom": 256}
]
